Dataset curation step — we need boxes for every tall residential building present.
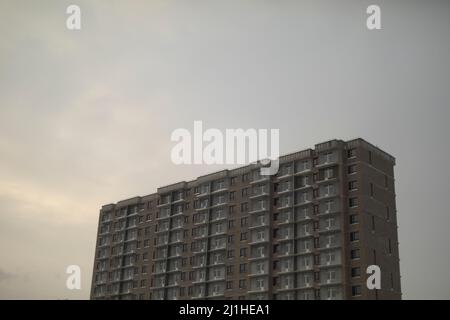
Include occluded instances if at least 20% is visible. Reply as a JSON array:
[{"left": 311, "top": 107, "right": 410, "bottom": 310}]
[{"left": 90, "top": 138, "right": 401, "bottom": 300}]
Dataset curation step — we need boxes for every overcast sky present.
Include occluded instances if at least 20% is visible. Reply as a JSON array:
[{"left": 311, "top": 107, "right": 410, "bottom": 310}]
[{"left": 0, "top": 0, "right": 449, "bottom": 299}]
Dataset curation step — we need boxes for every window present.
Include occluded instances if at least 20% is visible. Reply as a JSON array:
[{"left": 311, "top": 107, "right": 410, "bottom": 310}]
[
  {"left": 273, "top": 277, "right": 279, "bottom": 286},
  {"left": 350, "top": 231, "right": 359, "bottom": 242},
  {"left": 239, "top": 264, "right": 247, "bottom": 273},
  {"left": 388, "top": 238, "right": 392, "bottom": 254},
  {"left": 384, "top": 175, "right": 388, "bottom": 188},
  {"left": 350, "top": 214, "right": 358, "bottom": 224},
  {"left": 228, "top": 220, "right": 235, "bottom": 229},
  {"left": 241, "top": 203, "right": 248, "bottom": 212},
  {"left": 368, "top": 151, "right": 373, "bottom": 164},
  {"left": 239, "top": 248, "right": 247, "bottom": 257},
  {"left": 314, "top": 254, "right": 320, "bottom": 265},
  {"left": 386, "top": 206, "right": 390, "bottom": 221},
  {"left": 228, "top": 235, "right": 234, "bottom": 243},
  {"left": 229, "top": 192, "right": 235, "bottom": 201},
  {"left": 371, "top": 216, "right": 376, "bottom": 230},
  {"left": 348, "top": 164, "right": 357, "bottom": 174},
  {"left": 240, "top": 217, "right": 248, "bottom": 227},
  {"left": 227, "top": 250, "right": 234, "bottom": 259},
  {"left": 348, "top": 181, "right": 357, "bottom": 191},
  {"left": 325, "top": 168, "right": 334, "bottom": 179},
  {"left": 347, "top": 148, "right": 356, "bottom": 158},
  {"left": 241, "top": 188, "right": 248, "bottom": 197},
  {"left": 273, "top": 229, "right": 279, "bottom": 238},
  {"left": 352, "top": 285, "right": 362, "bottom": 297},
  {"left": 227, "top": 266, "right": 233, "bottom": 275},
  {"left": 313, "top": 189, "right": 319, "bottom": 198},
  {"left": 314, "top": 272, "right": 320, "bottom": 281},
  {"left": 351, "top": 249, "right": 360, "bottom": 259},
  {"left": 239, "top": 279, "right": 246, "bottom": 289},
  {"left": 273, "top": 260, "right": 279, "bottom": 270},
  {"left": 349, "top": 197, "right": 358, "bottom": 208},
  {"left": 226, "top": 281, "right": 233, "bottom": 289},
  {"left": 273, "top": 244, "right": 279, "bottom": 253},
  {"left": 230, "top": 177, "right": 236, "bottom": 186},
  {"left": 240, "top": 232, "right": 247, "bottom": 241},
  {"left": 351, "top": 267, "right": 361, "bottom": 278}
]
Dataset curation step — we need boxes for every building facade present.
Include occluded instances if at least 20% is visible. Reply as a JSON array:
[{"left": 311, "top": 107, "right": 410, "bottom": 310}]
[{"left": 90, "top": 138, "right": 401, "bottom": 300}]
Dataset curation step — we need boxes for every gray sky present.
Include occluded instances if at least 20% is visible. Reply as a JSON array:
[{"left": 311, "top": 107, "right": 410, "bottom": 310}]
[{"left": 0, "top": 0, "right": 449, "bottom": 299}]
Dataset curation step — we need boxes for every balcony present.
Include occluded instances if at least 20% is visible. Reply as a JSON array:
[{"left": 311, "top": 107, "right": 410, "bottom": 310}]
[
  {"left": 250, "top": 175, "right": 270, "bottom": 185},
  {"left": 249, "top": 205, "right": 268, "bottom": 214},
  {"left": 156, "top": 212, "right": 171, "bottom": 220},
  {"left": 249, "top": 187, "right": 270, "bottom": 199},
  {"left": 249, "top": 238, "right": 269, "bottom": 245}
]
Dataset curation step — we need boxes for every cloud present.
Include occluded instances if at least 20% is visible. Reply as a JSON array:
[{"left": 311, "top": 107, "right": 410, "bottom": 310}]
[{"left": 0, "top": 269, "right": 16, "bottom": 282}]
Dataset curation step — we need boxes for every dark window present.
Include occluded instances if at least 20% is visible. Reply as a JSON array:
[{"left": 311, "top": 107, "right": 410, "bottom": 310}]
[
  {"left": 273, "top": 277, "right": 279, "bottom": 286},
  {"left": 349, "top": 181, "right": 357, "bottom": 190},
  {"left": 239, "top": 279, "right": 246, "bottom": 289},
  {"left": 352, "top": 285, "right": 362, "bottom": 296},
  {"left": 348, "top": 148, "right": 356, "bottom": 158},
  {"left": 350, "top": 214, "right": 358, "bottom": 224},
  {"left": 273, "top": 260, "right": 279, "bottom": 270},
  {"left": 314, "top": 237, "right": 319, "bottom": 248},
  {"left": 314, "top": 254, "right": 320, "bottom": 265},
  {"left": 351, "top": 249, "right": 360, "bottom": 259},
  {"left": 351, "top": 267, "right": 361, "bottom": 277},
  {"left": 348, "top": 165, "right": 357, "bottom": 174},
  {"left": 273, "top": 229, "right": 279, "bottom": 238},
  {"left": 314, "top": 272, "right": 320, "bottom": 281},
  {"left": 349, "top": 197, "right": 358, "bottom": 208},
  {"left": 314, "top": 289, "right": 321, "bottom": 300},
  {"left": 227, "top": 266, "right": 233, "bottom": 275},
  {"left": 350, "top": 231, "right": 359, "bottom": 242},
  {"left": 239, "top": 264, "right": 247, "bottom": 273}
]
